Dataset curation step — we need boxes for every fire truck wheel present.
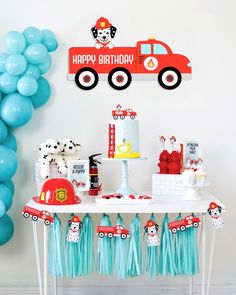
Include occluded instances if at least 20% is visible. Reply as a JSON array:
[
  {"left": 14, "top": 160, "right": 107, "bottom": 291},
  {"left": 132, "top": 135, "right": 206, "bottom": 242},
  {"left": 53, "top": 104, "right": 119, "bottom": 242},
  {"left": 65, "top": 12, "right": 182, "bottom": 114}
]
[
  {"left": 193, "top": 222, "right": 199, "bottom": 228},
  {"left": 23, "top": 212, "right": 30, "bottom": 218},
  {"left": 180, "top": 225, "right": 186, "bottom": 231},
  {"left": 32, "top": 215, "right": 38, "bottom": 221},
  {"left": 158, "top": 67, "right": 182, "bottom": 90},
  {"left": 75, "top": 67, "right": 99, "bottom": 90},
  {"left": 44, "top": 220, "right": 51, "bottom": 226},
  {"left": 113, "top": 115, "right": 118, "bottom": 120},
  {"left": 107, "top": 232, "right": 114, "bottom": 239},
  {"left": 171, "top": 228, "right": 177, "bottom": 234},
  {"left": 108, "top": 67, "right": 132, "bottom": 90},
  {"left": 130, "top": 115, "right": 136, "bottom": 120},
  {"left": 121, "top": 233, "right": 127, "bottom": 239},
  {"left": 120, "top": 115, "right": 125, "bottom": 120},
  {"left": 98, "top": 232, "right": 105, "bottom": 238}
]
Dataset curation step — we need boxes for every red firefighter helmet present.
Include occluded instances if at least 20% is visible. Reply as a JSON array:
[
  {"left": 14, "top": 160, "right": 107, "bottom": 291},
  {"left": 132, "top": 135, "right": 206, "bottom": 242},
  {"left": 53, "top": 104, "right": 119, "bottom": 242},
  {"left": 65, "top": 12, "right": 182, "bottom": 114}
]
[
  {"left": 208, "top": 202, "right": 218, "bottom": 211},
  {"left": 70, "top": 215, "right": 81, "bottom": 223},
  {"left": 33, "top": 178, "right": 81, "bottom": 205},
  {"left": 95, "top": 17, "right": 112, "bottom": 30},
  {"left": 145, "top": 220, "right": 156, "bottom": 227}
]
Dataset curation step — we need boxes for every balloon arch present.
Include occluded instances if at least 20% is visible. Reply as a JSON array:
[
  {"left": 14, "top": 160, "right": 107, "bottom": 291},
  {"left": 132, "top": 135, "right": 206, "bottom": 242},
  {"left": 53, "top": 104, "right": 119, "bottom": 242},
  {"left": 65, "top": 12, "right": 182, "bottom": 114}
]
[{"left": 0, "top": 27, "right": 58, "bottom": 245}]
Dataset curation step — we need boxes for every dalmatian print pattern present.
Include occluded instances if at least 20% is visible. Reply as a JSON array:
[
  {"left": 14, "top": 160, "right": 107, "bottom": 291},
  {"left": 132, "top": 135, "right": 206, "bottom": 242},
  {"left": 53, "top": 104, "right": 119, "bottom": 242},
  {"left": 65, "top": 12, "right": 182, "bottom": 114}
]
[{"left": 147, "top": 234, "right": 160, "bottom": 247}]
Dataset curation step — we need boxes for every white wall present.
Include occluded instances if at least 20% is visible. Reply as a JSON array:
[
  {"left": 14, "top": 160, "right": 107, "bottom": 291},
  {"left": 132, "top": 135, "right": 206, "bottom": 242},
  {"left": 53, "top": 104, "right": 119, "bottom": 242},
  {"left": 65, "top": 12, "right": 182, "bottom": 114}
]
[{"left": 0, "top": 0, "right": 235, "bottom": 292}]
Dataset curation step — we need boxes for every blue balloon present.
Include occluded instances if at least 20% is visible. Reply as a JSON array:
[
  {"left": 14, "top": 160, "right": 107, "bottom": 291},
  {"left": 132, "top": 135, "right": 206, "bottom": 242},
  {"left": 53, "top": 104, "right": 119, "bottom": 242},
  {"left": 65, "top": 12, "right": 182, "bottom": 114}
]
[
  {"left": 23, "top": 26, "right": 43, "bottom": 45},
  {"left": 0, "top": 73, "right": 18, "bottom": 94},
  {"left": 0, "top": 184, "right": 13, "bottom": 211},
  {"left": 5, "top": 31, "right": 26, "bottom": 54},
  {"left": 0, "top": 93, "right": 33, "bottom": 127},
  {"left": 24, "top": 43, "right": 48, "bottom": 64},
  {"left": 0, "top": 53, "right": 10, "bottom": 73},
  {"left": 0, "top": 214, "right": 14, "bottom": 245},
  {"left": 42, "top": 38, "right": 58, "bottom": 52},
  {"left": 21, "top": 64, "right": 40, "bottom": 80},
  {"left": 3, "top": 179, "right": 15, "bottom": 194},
  {"left": 38, "top": 54, "right": 51, "bottom": 74},
  {"left": 41, "top": 29, "right": 55, "bottom": 39},
  {"left": 29, "top": 77, "right": 51, "bottom": 108},
  {"left": 5, "top": 54, "right": 27, "bottom": 76},
  {"left": 0, "top": 146, "right": 18, "bottom": 182},
  {"left": 17, "top": 76, "right": 38, "bottom": 96},
  {"left": 0, "top": 201, "right": 6, "bottom": 218},
  {"left": 2, "top": 131, "right": 17, "bottom": 152},
  {"left": 0, "top": 119, "right": 8, "bottom": 143}
]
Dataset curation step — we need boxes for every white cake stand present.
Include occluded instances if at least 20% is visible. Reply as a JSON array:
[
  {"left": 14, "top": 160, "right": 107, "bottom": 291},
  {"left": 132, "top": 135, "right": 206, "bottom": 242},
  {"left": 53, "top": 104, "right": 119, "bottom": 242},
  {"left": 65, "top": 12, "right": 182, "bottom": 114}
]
[
  {"left": 103, "top": 157, "right": 147, "bottom": 198},
  {"left": 182, "top": 182, "right": 211, "bottom": 201}
]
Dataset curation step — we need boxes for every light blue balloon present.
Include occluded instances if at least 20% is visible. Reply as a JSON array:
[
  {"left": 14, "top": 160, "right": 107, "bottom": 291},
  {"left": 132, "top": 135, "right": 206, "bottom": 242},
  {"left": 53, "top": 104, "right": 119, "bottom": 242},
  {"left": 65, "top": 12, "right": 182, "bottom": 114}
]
[
  {"left": 0, "top": 184, "right": 13, "bottom": 211},
  {"left": 0, "top": 201, "right": 6, "bottom": 218},
  {"left": 0, "top": 93, "right": 33, "bottom": 127},
  {"left": 23, "top": 26, "right": 43, "bottom": 45},
  {"left": 0, "top": 119, "right": 8, "bottom": 143},
  {"left": 17, "top": 76, "right": 38, "bottom": 96},
  {"left": 3, "top": 179, "right": 15, "bottom": 194},
  {"left": 0, "top": 53, "right": 10, "bottom": 73},
  {"left": 0, "top": 146, "right": 18, "bottom": 182},
  {"left": 38, "top": 54, "right": 51, "bottom": 74},
  {"left": 0, "top": 214, "right": 14, "bottom": 245},
  {"left": 0, "top": 73, "right": 18, "bottom": 94},
  {"left": 42, "top": 29, "right": 55, "bottom": 39},
  {"left": 24, "top": 43, "right": 48, "bottom": 64},
  {"left": 42, "top": 38, "right": 58, "bottom": 52},
  {"left": 29, "top": 77, "right": 51, "bottom": 108},
  {"left": 21, "top": 64, "right": 40, "bottom": 80},
  {"left": 5, "top": 54, "right": 27, "bottom": 76},
  {"left": 5, "top": 31, "right": 26, "bottom": 54},
  {"left": 2, "top": 131, "right": 17, "bottom": 152}
]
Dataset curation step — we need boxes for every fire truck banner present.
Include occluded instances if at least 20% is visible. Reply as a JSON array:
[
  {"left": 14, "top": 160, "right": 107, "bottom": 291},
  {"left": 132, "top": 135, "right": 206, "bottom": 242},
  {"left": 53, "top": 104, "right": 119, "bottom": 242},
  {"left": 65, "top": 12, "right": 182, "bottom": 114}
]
[
  {"left": 67, "top": 17, "right": 192, "bottom": 91},
  {"left": 0, "top": 27, "right": 58, "bottom": 246}
]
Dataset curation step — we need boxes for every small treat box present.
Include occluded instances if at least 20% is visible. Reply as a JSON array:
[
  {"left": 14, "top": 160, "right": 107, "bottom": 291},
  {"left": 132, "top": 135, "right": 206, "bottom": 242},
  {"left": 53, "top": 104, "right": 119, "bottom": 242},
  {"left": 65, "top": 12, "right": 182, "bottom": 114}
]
[{"left": 152, "top": 173, "right": 188, "bottom": 197}]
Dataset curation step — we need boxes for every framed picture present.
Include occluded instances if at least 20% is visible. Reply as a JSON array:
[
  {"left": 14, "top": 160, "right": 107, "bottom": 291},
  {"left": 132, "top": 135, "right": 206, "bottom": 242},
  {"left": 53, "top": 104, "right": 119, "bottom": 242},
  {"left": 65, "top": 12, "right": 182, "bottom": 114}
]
[
  {"left": 184, "top": 141, "right": 200, "bottom": 163},
  {"left": 67, "top": 160, "right": 90, "bottom": 193}
]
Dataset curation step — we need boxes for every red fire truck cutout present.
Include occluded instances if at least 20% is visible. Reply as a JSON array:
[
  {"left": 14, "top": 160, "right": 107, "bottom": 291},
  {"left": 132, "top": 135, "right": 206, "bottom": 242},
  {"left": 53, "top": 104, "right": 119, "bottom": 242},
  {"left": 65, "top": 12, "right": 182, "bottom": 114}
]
[
  {"left": 97, "top": 225, "right": 130, "bottom": 239},
  {"left": 68, "top": 37, "right": 191, "bottom": 90},
  {"left": 112, "top": 104, "right": 137, "bottom": 120},
  {"left": 22, "top": 205, "right": 54, "bottom": 226},
  {"left": 168, "top": 215, "right": 201, "bottom": 234}
]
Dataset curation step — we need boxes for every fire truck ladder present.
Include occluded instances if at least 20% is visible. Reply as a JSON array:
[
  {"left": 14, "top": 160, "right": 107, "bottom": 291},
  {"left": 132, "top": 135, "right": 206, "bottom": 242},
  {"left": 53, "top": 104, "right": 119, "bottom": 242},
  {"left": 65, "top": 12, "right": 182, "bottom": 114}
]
[{"left": 108, "top": 124, "right": 115, "bottom": 158}]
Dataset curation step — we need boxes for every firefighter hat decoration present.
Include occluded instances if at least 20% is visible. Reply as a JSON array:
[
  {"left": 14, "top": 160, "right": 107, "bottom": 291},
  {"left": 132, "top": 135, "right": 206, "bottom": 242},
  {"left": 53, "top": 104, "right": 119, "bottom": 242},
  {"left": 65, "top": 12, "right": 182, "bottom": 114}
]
[
  {"left": 33, "top": 178, "right": 81, "bottom": 205},
  {"left": 95, "top": 17, "right": 112, "bottom": 30},
  {"left": 145, "top": 220, "right": 156, "bottom": 228}
]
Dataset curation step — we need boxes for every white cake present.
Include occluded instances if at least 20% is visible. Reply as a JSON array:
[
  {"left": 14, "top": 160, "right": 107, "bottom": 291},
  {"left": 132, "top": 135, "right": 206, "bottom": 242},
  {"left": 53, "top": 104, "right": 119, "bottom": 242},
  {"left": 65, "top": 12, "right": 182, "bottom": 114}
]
[{"left": 108, "top": 120, "right": 141, "bottom": 159}]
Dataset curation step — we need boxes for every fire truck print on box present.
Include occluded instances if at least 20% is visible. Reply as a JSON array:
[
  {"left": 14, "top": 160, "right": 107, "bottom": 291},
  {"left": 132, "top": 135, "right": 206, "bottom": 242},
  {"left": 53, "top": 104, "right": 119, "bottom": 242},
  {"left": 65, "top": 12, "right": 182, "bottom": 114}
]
[{"left": 67, "top": 17, "right": 192, "bottom": 91}]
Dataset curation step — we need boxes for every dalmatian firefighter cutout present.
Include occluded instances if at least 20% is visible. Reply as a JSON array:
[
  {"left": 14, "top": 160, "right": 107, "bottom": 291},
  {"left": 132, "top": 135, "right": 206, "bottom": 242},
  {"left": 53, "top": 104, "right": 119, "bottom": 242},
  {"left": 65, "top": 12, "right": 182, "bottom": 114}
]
[
  {"left": 144, "top": 220, "right": 160, "bottom": 247},
  {"left": 66, "top": 215, "right": 83, "bottom": 243},
  {"left": 207, "top": 202, "right": 224, "bottom": 230}
]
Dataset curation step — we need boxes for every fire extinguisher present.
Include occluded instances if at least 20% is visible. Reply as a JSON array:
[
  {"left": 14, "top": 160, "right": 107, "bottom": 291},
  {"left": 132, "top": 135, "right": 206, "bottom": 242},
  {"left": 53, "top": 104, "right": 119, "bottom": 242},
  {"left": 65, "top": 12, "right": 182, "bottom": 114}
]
[{"left": 89, "top": 153, "right": 102, "bottom": 196}]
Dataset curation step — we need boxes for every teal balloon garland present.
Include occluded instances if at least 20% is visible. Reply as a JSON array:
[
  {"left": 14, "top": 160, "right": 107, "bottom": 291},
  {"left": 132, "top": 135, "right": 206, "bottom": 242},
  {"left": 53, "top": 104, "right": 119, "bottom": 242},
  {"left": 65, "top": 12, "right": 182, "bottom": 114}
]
[{"left": 0, "top": 26, "right": 58, "bottom": 245}]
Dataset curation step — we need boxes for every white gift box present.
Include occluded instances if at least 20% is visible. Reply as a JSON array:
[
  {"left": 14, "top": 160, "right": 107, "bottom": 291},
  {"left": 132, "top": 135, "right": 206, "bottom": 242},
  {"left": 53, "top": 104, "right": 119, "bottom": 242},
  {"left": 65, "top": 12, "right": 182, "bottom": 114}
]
[{"left": 152, "top": 173, "right": 188, "bottom": 197}]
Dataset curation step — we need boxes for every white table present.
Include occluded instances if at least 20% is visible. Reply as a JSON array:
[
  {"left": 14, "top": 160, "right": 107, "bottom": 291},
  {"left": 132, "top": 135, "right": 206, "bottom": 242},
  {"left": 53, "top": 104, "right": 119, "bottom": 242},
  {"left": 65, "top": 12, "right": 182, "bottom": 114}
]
[{"left": 27, "top": 193, "right": 225, "bottom": 295}]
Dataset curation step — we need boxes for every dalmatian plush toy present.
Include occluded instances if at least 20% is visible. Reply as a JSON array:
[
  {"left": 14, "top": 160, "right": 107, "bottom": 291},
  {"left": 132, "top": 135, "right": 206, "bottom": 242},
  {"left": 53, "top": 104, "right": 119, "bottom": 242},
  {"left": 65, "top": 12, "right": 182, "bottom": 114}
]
[
  {"left": 144, "top": 220, "right": 160, "bottom": 247},
  {"left": 38, "top": 142, "right": 51, "bottom": 179},
  {"left": 207, "top": 202, "right": 224, "bottom": 229},
  {"left": 66, "top": 215, "right": 82, "bottom": 243},
  {"left": 45, "top": 139, "right": 67, "bottom": 176},
  {"left": 61, "top": 138, "right": 81, "bottom": 166}
]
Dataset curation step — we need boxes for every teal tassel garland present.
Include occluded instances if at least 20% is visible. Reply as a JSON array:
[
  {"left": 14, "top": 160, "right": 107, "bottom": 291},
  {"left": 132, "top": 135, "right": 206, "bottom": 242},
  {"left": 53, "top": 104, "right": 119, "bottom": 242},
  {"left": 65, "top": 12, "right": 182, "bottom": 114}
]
[
  {"left": 145, "top": 213, "right": 159, "bottom": 277},
  {"left": 97, "top": 214, "right": 113, "bottom": 276},
  {"left": 159, "top": 213, "right": 175, "bottom": 276},
  {"left": 128, "top": 213, "right": 142, "bottom": 277},
  {"left": 48, "top": 214, "right": 66, "bottom": 277},
  {"left": 78, "top": 213, "right": 94, "bottom": 276},
  {"left": 114, "top": 214, "right": 128, "bottom": 280}
]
